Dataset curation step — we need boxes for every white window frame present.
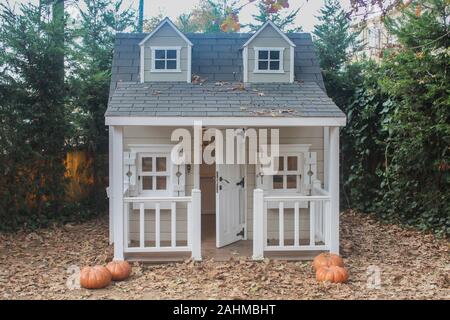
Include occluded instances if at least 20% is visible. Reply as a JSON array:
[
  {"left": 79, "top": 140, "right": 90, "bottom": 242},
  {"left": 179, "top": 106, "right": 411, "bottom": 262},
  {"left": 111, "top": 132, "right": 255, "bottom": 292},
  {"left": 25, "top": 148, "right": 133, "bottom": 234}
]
[
  {"left": 271, "top": 154, "right": 303, "bottom": 192},
  {"left": 137, "top": 153, "right": 171, "bottom": 196},
  {"left": 257, "top": 144, "right": 310, "bottom": 195},
  {"left": 150, "top": 46, "right": 181, "bottom": 73},
  {"left": 129, "top": 145, "right": 175, "bottom": 197},
  {"left": 253, "top": 47, "right": 285, "bottom": 74}
]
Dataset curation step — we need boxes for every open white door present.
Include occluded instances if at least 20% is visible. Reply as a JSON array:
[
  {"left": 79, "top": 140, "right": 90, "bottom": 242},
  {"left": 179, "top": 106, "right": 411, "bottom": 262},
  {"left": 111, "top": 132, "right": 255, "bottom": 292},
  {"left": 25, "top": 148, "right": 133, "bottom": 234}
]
[{"left": 216, "top": 164, "right": 245, "bottom": 248}]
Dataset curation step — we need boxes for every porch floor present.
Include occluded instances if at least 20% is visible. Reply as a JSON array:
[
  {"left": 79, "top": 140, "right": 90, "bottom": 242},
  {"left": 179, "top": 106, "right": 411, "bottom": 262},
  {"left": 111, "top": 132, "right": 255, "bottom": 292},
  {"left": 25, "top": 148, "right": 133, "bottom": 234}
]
[
  {"left": 201, "top": 215, "right": 321, "bottom": 261},
  {"left": 202, "top": 214, "right": 252, "bottom": 261}
]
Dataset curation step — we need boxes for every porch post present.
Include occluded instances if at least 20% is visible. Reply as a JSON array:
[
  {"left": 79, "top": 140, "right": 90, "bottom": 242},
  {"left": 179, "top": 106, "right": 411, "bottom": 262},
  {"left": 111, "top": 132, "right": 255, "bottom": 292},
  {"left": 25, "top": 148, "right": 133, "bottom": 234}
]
[
  {"left": 190, "top": 189, "right": 202, "bottom": 261},
  {"left": 193, "top": 121, "right": 202, "bottom": 189},
  {"left": 328, "top": 126, "right": 340, "bottom": 254},
  {"left": 252, "top": 189, "right": 264, "bottom": 260},
  {"left": 108, "top": 126, "right": 114, "bottom": 244},
  {"left": 323, "top": 127, "right": 330, "bottom": 190},
  {"left": 112, "top": 125, "right": 124, "bottom": 261}
]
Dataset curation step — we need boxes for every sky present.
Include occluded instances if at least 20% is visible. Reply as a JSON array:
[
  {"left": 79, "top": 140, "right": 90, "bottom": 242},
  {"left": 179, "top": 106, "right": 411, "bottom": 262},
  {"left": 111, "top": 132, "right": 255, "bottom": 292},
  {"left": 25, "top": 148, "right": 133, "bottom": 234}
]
[{"left": 6, "top": 0, "right": 352, "bottom": 32}]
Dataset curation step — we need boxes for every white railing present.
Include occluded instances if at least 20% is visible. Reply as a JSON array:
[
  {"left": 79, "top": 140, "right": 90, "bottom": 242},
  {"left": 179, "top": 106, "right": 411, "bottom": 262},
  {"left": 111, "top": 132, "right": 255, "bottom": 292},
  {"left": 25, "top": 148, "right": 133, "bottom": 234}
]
[
  {"left": 122, "top": 189, "right": 201, "bottom": 260},
  {"left": 253, "top": 187, "right": 331, "bottom": 260}
]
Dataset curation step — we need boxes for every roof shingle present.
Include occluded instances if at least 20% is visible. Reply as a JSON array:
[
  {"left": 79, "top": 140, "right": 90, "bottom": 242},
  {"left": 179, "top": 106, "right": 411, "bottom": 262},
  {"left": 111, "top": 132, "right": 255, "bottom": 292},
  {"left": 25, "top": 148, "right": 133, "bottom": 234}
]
[
  {"left": 107, "top": 32, "right": 344, "bottom": 119},
  {"left": 106, "top": 82, "right": 345, "bottom": 118}
]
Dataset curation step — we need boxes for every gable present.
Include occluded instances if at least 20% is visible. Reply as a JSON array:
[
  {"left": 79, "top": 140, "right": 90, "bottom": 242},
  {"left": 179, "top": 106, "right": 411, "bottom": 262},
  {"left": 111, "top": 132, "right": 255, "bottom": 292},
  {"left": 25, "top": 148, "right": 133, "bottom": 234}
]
[
  {"left": 243, "top": 21, "right": 296, "bottom": 48},
  {"left": 246, "top": 24, "right": 292, "bottom": 48},
  {"left": 143, "top": 23, "right": 187, "bottom": 46},
  {"left": 139, "top": 18, "right": 193, "bottom": 47}
]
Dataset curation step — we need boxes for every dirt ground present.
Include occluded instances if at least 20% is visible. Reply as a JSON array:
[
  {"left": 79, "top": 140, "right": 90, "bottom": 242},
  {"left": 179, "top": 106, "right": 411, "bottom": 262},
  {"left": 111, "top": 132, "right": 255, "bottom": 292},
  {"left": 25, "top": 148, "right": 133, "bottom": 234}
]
[{"left": 0, "top": 210, "right": 448, "bottom": 300}]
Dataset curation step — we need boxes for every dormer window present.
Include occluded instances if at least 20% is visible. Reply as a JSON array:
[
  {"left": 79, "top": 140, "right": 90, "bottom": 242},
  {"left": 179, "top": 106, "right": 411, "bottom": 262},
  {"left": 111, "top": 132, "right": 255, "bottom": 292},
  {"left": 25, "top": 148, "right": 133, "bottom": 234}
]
[
  {"left": 255, "top": 48, "right": 284, "bottom": 72},
  {"left": 243, "top": 21, "right": 295, "bottom": 82},
  {"left": 151, "top": 47, "right": 181, "bottom": 72}
]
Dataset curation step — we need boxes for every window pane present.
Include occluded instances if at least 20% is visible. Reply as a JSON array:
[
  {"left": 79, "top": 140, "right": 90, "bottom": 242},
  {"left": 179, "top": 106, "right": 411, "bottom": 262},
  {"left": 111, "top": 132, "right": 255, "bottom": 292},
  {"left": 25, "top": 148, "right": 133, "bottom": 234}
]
[
  {"left": 142, "top": 176, "right": 153, "bottom": 190},
  {"left": 273, "top": 175, "right": 283, "bottom": 189},
  {"left": 155, "top": 50, "right": 165, "bottom": 59},
  {"left": 258, "top": 50, "right": 268, "bottom": 59},
  {"left": 156, "top": 176, "right": 167, "bottom": 190},
  {"left": 166, "top": 50, "right": 176, "bottom": 59},
  {"left": 287, "top": 156, "right": 297, "bottom": 171},
  {"left": 287, "top": 175, "right": 297, "bottom": 189},
  {"left": 166, "top": 60, "right": 177, "bottom": 69},
  {"left": 258, "top": 61, "right": 268, "bottom": 70},
  {"left": 270, "top": 61, "right": 280, "bottom": 70},
  {"left": 156, "top": 157, "right": 166, "bottom": 172},
  {"left": 155, "top": 60, "right": 165, "bottom": 69},
  {"left": 270, "top": 50, "right": 280, "bottom": 59},
  {"left": 142, "top": 157, "right": 152, "bottom": 172},
  {"left": 278, "top": 156, "right": 284, "bottom": 171}
]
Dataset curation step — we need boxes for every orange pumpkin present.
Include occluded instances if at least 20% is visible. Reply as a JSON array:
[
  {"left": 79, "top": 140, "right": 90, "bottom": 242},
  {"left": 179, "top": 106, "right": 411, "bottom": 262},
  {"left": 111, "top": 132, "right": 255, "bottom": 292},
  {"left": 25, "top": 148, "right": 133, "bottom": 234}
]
[
  {"left": 316, "top": 265, "right": 349, "bottom": 283},
  {"left": 312, "top": 253, "right": 344, "bottom": 271},
  {"left": 106, "top": 260, "right": 132, "bottom": 281},
  {"left": 80, "top": 265, "right": 111, "bottom": 289}
]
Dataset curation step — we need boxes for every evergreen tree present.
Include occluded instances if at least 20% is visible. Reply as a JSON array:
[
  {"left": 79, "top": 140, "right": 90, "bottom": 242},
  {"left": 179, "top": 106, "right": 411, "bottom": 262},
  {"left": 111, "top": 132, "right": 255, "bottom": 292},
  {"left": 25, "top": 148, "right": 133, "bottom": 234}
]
[
  {"left": 70, "top": 0, "right": 135, "bottom": 212},
  {"left": 247, "top": 1, "right": 302, "bottom": 32},
  {"left": 0, "top": 2, "right": 70, "bottom": 228},
  {"left": 313, "top": 0, "right": 360, "bottom": 72}
]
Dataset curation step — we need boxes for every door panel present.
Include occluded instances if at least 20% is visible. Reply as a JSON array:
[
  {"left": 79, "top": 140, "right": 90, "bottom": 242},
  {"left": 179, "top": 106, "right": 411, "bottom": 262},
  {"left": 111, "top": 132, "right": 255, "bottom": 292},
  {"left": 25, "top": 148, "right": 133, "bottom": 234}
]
[
  {"left": 216, "top": 164, "right": 245, "bottom": 248},
  {"left": 200, "top": 164, "right": 215, "bottom": 214}
]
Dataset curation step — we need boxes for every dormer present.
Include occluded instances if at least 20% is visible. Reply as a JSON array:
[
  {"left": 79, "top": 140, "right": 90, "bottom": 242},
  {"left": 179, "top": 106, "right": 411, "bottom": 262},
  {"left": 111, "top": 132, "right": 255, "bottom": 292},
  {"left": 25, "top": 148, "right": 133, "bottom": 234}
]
[
  {"left": 242, "top": 21, "right": 296, "bottom": 83},
  {"left": 139, "top": 18, "right": 193, "bottom": 83}
]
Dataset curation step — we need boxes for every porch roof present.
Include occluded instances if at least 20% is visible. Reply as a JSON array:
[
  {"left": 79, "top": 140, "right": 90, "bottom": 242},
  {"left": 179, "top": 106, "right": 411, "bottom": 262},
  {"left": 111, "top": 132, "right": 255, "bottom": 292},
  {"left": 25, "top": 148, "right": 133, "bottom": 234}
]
[{"left": 105, "top": 81, "right": 346, "bottom": 119}]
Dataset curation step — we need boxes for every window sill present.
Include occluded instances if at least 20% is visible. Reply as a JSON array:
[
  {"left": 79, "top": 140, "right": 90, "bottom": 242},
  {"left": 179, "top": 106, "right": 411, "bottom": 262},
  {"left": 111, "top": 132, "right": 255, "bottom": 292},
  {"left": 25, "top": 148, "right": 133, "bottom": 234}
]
[
  {"left": 253, "top": 70, "right": 286, "bottom": 74},
  {"left": 150, "top": 69, "right": 182, "bottom": 73}
]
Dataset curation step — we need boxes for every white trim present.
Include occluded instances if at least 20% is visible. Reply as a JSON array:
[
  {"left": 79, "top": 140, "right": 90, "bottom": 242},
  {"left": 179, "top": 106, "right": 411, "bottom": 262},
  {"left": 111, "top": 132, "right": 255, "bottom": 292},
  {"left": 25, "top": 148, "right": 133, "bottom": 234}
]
[
  {"left": 140, "top": 45, "right": 145, "bottom": 83},
  {"left": 243, "top": 164, "right": 248, "bottom": 240},
  {"left": 253, "top": 47, "right": 285, "bottom": 73},
  {"left": 112, "top": 126, "right": 124, "bottom": 261},
  {"left": 150, "top": 46, "right": 182, "bottom": 73},
  {"left": 328, "top": 127, "right": 340, "bottom": 254},
  {"left": 243, "top": 20, "right": 296, "bottom": 48},
  {"left": 124, "top": 247, "right": 190, "bottom": 253},
  {"left": 323, "top": 127, "right": 329, "bottom": 190},
  {"left": 108, "top": 126, "right": 114, "bottom": 244},
  {"left": 106, "top": 116, "right": 347, "bottom": 127},
  {"left": 139, "top": 17, "right": 193, "bottom": 47},
  {"left": 264, "top": 245, "right": 329, "bottom": 251},
  {"left": 187, "top": 45, "right": 192, "bottom": 83},
  {"left": 289, "top": 46, "right": 295, "bottom": 83},
  {"left": 243, "top": 46, "right": 248, "bottom": 83}
]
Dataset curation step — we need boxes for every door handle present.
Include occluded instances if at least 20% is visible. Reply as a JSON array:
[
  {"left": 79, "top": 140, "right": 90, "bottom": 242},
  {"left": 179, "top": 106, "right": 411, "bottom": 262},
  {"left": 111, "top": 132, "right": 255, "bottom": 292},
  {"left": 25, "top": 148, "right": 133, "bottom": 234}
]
[
  {"left": 236, "top": 177, "right": 244, "bottom": 188},
  {"left": 219, "top": 177, "right": 230, "bottom": 184},
  {"left": 236, "top": 228, "right": 244, "bottom": 237}
]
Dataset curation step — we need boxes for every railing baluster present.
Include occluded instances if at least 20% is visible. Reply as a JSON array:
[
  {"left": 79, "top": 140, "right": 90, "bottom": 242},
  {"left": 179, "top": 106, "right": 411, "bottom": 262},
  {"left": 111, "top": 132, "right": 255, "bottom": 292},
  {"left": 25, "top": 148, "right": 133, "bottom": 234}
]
[
  {"left": 171, "top": 201, "right": 176, "bottom": 247},
  {"left": 263, "top": 200, "right": 268, "bottom": 249},
  {"left": 310, "top": 201, "right": 315, "bottom": 246},
  {"left": 155, "top": 202, "right": 160, "bottom": 248},
  {"left": 124, "top": 202, "right": 129, "bottom": 248},
  {"left": 139, "top": 202, "right": 145, "bottom": 248},
  {"left": 279, "top": 202, "right": 284, "bottom": 247},
  {"left": 325, "top": 200, "right": 331, "bottom": 246},
  {"left": 294, "top": 201, "right": 299, "bottom": 246}
]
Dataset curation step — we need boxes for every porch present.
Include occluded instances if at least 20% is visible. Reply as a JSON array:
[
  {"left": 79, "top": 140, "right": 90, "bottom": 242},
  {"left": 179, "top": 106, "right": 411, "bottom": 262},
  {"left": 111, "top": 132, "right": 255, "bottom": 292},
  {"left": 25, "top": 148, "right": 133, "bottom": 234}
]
[{"left": 107, "top": 121, "right": 341, "bottom": 262}]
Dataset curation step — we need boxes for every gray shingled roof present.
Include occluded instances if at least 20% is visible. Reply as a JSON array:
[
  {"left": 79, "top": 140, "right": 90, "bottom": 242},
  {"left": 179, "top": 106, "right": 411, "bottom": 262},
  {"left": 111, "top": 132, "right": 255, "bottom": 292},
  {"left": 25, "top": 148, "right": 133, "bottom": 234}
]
[
  {"left": 107, "top": 32, "right": 345, "bottom": 118},
  {"left": 106, "top": 81, "right": 345, "bottom": 118}
]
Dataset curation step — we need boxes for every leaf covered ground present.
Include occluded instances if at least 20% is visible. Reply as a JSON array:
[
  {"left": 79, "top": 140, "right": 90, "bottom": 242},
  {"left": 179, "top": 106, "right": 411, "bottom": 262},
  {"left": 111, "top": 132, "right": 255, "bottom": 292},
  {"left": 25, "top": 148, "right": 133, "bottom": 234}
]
[{"left": 0, "top": 211, "right": 448, "bottom": 300}]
